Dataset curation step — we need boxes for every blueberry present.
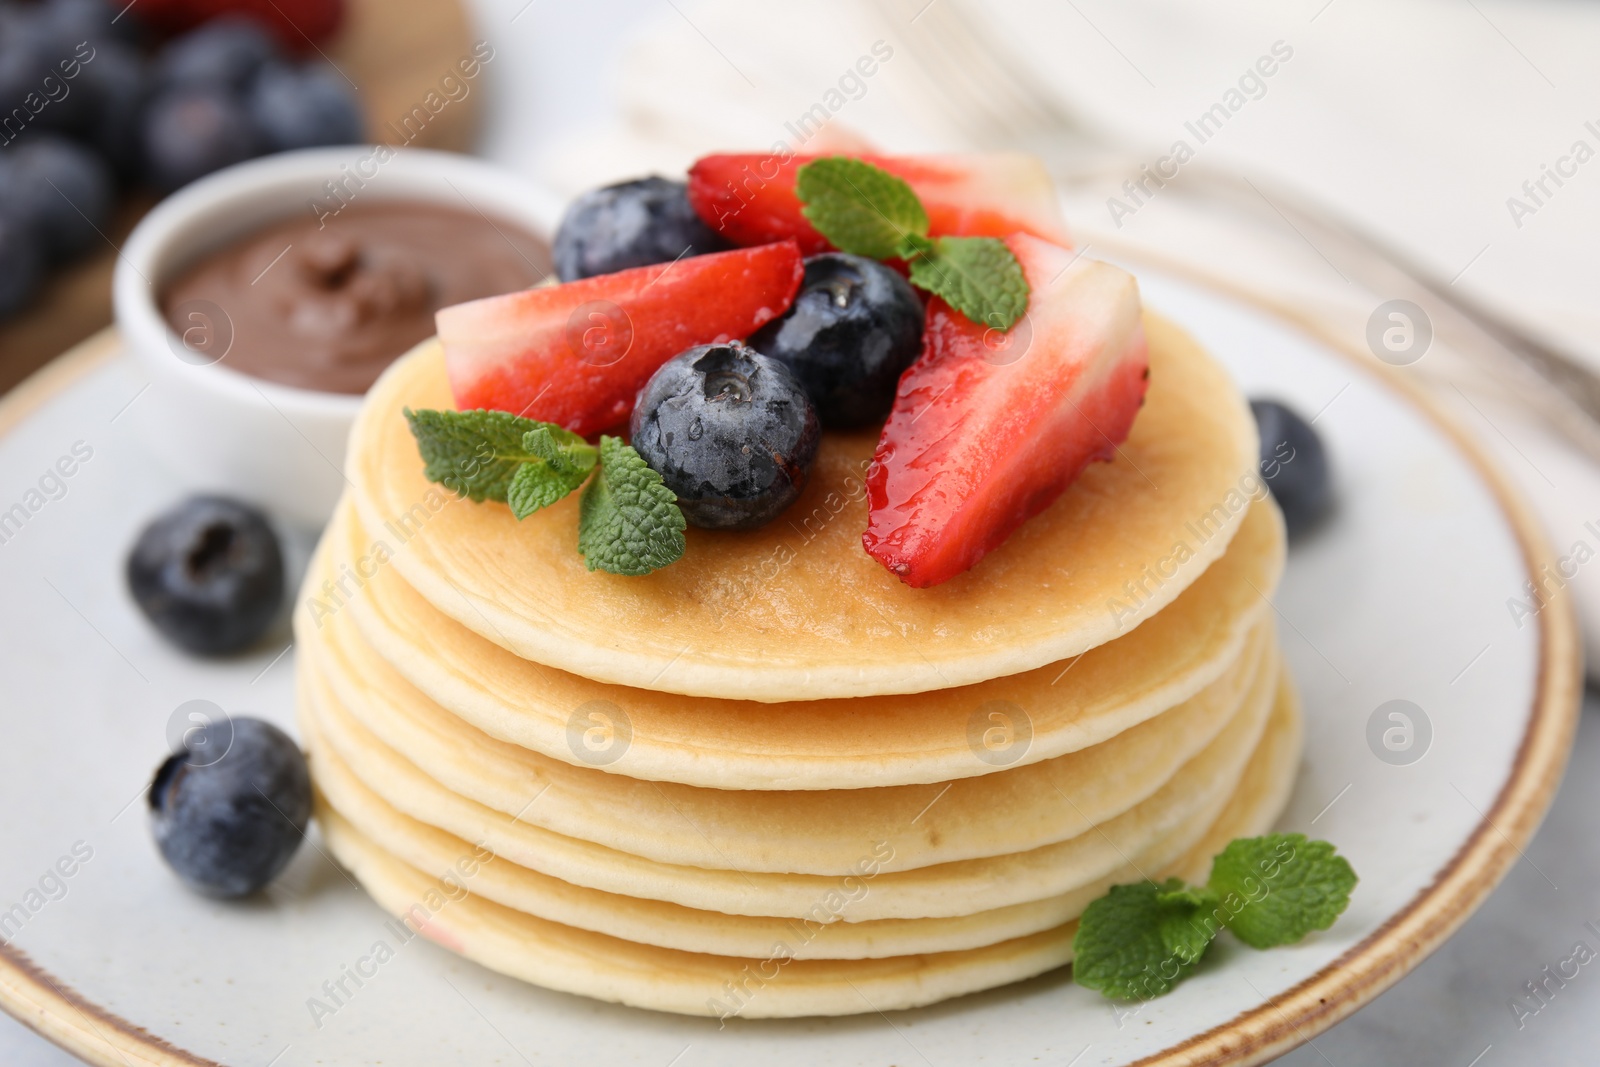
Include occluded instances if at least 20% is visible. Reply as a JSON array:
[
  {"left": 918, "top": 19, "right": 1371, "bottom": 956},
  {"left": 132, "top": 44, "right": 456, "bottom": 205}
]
[
  {"left": 553, "top": 176, "right": 731, "bottom": 282},
  {"left": 631, "top": 342, "right": 820, "bottom": 530},
  {"left": 247, "top": 63, "right": 363, "bottom": 152},
  {"left": 748, "top": 253, "right": 925, "bottom": 429},
  {"left": 155, "top": 16, "right": 278, "bottom": 93},
  {"left": 148, "top": 716, "right": 310, "bottom": 898},
  {"left": 1250, "top": 398, "right": 1333, "bottom": 539},
  {"left": 0, "top": 208, "right": 41, "bottom": 317},
  {"left": 0, "top": 10, "right": 63, "bottom": 133},
  {"left": 126, "top": 495, "right": 285, "bottom": 656},
  {"left": 140, "top": 87, "right": 261, "bottom": 191},
  {"left": 0, "top": 136, "right": 113, "bottom": 264},
  {"left": 77, "top": 40, "right": 148, "bottom": 183},
  {"left": 38, "top": 0, "right": 138, "bottom": 48}
]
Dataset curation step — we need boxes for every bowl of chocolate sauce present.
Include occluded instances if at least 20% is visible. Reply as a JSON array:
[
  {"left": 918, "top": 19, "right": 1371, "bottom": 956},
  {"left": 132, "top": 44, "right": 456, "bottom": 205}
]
[{"left": 115, "top": 147, "right": 559, "bottom": 526}]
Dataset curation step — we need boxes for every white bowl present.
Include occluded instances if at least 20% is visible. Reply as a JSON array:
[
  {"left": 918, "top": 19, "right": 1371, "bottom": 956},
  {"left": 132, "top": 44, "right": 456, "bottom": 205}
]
[{"left": 113, "top": 147, "right": 563, "bottom": 528}]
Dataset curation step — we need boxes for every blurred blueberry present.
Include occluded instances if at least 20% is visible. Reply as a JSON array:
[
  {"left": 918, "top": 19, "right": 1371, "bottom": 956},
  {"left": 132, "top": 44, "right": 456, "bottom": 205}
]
[
  {"left": 1250, "top": 397, "right": 1333, "bottom": 538},
  {"left": 141, "top": 87, "right": 260, "bottom": 192},
  {"left": 38, "top": 0, "right": 137, "bottom": 49},
  {"left": 0, "top": 9, "right": 59, "bottom": 131},
  {"left": 156, "top": 16, "right": 278, "bottom": 93},
  {"left": 0, "top": 208, "right": 42, "bottom": 317},
  {"left": 77, "top": 39, "right": 147, "bottom": 182},
  {"left": 0, "top": 135, "right": 112, "bottom": 263},
  {"left": 248, "top": 63, "right": 362, "bottom": 151}
]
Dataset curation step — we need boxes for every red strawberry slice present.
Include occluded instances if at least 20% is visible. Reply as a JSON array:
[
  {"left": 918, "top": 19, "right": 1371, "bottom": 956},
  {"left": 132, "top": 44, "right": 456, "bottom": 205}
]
[
  {"left": 687, "top": 153, "right": 1072, "bottom": 255},
  {"left": 438, "top": 241, "right": 804, "bottom": 437},
  {"left": 863, "top": 235, "right": 1149, "bottom": 588},
  {"left": 132, "top": 0, "right": 345, "bottom": 48}
]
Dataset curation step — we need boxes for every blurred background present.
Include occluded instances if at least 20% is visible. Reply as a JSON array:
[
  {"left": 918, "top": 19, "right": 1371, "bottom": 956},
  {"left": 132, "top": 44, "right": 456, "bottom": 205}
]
[{"left": 2, "top": 0, "right": 1598, "bottom": 1062}]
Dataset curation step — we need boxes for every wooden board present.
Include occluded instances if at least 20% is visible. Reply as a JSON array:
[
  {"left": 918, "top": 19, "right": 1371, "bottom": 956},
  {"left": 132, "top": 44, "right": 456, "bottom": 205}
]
[{"left": 0, "top": 0, "right": 481, "bottom": 395}]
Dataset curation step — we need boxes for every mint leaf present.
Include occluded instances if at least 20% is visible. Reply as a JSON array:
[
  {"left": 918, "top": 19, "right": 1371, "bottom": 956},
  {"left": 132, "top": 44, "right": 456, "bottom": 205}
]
[
  {"left": 407, "top": 407, "right": 598, "bottom": 518},
  {"left": 405, "top": 408, "right": 547, "bottom": 502},
  {"left": 506, "top": 458, "right": 593, "bottom": 519},
  {"left": 896, "top": 232, "right": 937, "bottom": 261},
  {"left": 1207, "top": 834, "right": 1357, "bottom": 949},
  {"left": 796, "top": 157, "right": 928, "bottom": 261},
  {"left": 577, "top": 436, "right": 686, "bottom": 576},
  {"left": 1156, "top": 885, "right": 1219, "bottom": 910},
  {"left": 1157, "top": 904, "right": 1217, "bottom": 966},
  {"left": 505, "top": 425, "right": 597, "bottom": 519},
  {"left": 522, "top": 424, "right": 591, "bottom": 474},
  {"left": 909, "top": 235, "right": 1030, "bottom": 332},
  {"left": 1074, "top": 835, "right": 1358, "bottom": 1002},
  {"left": 1073, "top": 879, "right": 1203, "bottom": 1000},
  {"left": 792, "top": 157, "right": 1031, "bottom": 332}
]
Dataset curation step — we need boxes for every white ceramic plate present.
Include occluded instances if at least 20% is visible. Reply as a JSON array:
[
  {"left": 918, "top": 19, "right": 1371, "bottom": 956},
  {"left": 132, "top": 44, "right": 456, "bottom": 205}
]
[{"left": 0, "top": 261, "right": 1580, "bottom": 1067}]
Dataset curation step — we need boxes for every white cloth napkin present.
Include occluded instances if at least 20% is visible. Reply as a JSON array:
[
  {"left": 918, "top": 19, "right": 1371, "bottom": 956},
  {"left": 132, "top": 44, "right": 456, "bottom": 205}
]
[{"left": 530, "top": 0, "right": 1600, "bottom": 676}]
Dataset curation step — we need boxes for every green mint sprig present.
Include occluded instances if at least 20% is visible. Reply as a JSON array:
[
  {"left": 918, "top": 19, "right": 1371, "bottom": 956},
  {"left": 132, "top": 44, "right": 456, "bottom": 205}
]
[
  {"left": 1073, "top": 833, "right": 1357, "bottom": 1001},
  {"left": 794, "top": 156, "right": 1030, "bottom": 331},
  {"left": 404, "top": 408, "right": 685, "bottom": 576}
]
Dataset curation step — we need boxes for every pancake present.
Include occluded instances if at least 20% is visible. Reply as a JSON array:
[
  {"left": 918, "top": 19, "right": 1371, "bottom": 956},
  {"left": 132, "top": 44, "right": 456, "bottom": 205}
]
[
  {"left": 342, "top": 311, "right": 1261, "bottom": 700},
  {"left": 298, "top": 640, "right": 1280, "bottom": 920},
  {"left": 305, "top": 594, "right": 1269, "bottom": 872},
  {"left": 311, "top": 758, "right": 1217, "bottom": 960},
  {"left": 305, "top": 496, "right": 1284, "bottom": 789},
  {"left": 314, "top": 668, "right": 1302, "bottom": 1016}
]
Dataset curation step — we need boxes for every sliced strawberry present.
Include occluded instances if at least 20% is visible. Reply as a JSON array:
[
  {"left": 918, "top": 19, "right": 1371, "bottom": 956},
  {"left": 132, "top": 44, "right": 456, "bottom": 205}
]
[
  {"left": 438, "top": 242, "right": 804, "bottom": 437},
  {"left": 863, "top": 235, "right": 1149, "bottom": 588},
  {"left": 133, "top": 0, "right": 345, "bottom": 48},
  {"left": 687, "top": 153, "right": 1071, "bottom": 255}
]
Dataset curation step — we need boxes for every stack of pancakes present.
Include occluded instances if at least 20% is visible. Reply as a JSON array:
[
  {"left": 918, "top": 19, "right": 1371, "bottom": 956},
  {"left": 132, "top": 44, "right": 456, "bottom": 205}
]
[{"left": 294, "top": 312, "right": 1299, "bottom": 1018}]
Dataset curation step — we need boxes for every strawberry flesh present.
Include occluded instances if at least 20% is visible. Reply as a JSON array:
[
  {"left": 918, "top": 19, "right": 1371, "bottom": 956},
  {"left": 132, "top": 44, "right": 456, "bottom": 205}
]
[
  {"left": 687, "top": 153, "right": 1072, "bottom": 255},
  {"left": 438, "top": 241, "right": 804, "bottom": 437},
  {"left": 863, "top": 235, "right": 1150, "bottom": 587}
]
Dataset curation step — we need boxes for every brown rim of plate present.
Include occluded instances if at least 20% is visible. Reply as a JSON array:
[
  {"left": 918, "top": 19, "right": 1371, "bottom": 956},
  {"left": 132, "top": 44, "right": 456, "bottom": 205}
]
[{"left": 0, "top": 268, "right": 1581, "bottom": 1066}]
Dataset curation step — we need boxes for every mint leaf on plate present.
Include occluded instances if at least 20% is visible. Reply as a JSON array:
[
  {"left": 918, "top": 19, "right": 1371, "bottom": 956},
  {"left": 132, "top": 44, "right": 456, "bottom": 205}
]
[
  {"left": 1072, "top": 879, "right": 1201, "bottom": 1000},
  {"left": 1073, "top": 835, "right": 1357, "bottom": 1001},
  {"left": 796, "top": 157, "right": 929, "bottom": 261},
  {"left": 1207, "top": 833, "right": 1358, "bottom": 949},
  {"left": 909, "top": 235, "right": 1030, "bottom": 332},
  {"left": 577, "top": 436, "right": 687, "bottom": 576}
]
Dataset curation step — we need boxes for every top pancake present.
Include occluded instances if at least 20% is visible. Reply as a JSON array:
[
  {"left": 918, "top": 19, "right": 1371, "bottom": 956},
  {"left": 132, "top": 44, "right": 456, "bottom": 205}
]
[{"left": 345, "top": 311, "right": 1259, "bottom": 700}]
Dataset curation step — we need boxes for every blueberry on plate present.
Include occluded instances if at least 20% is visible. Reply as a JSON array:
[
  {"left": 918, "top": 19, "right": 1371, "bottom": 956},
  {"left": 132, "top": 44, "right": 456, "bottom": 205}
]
[
  {"left": 126, "top": 495, "right": 285, "bottom": 656},
  {"left": 148, "top": 716, "right": 310, "bottom": 898},
  {"left": 155, "top": 16, "right": 278, "bottom": 93},
  {"left": 631, "top": 342, "right": 820, "bottom": 530},
  {"left": 0, "top": 210, "right": 41, "bottom": 318},
  {"left": 140, "top": 87, "right": 261, "bottom": 192},
  {"left": 748, "top": 252, "right": 925, "bottom": 429},
  {"left": 0, "top": 136, "right": 114, "bottom": 265},
  {"left": 1250, "top": 398, "right": 1333, "bottom": 539},
  {"left": 553, "top": 176, "right": 731, "bottom": 282},
  {"left": 247, "top": 63, "right": 363, "bottom": 152}
]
